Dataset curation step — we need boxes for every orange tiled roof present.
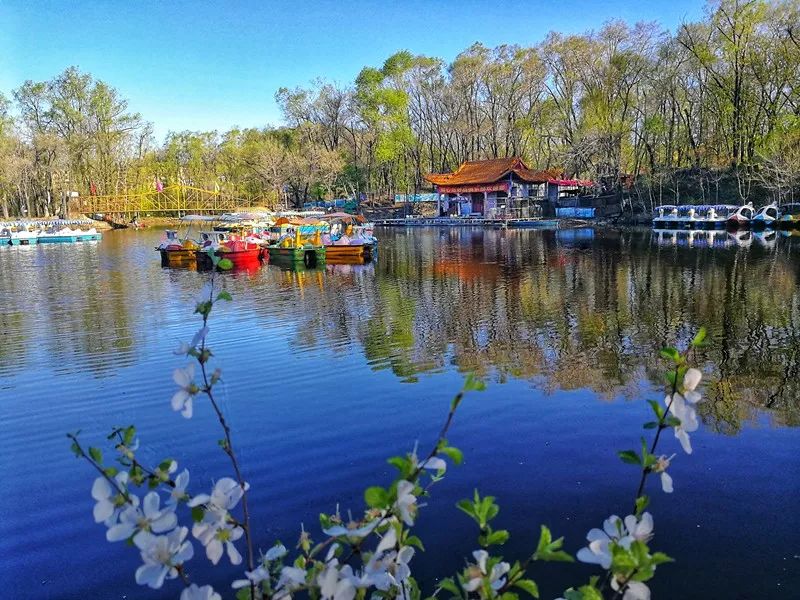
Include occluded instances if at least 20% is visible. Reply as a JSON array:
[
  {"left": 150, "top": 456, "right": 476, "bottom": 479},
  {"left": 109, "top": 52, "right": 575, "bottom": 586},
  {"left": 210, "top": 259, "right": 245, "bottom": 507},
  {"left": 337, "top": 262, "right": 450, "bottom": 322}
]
[{"left": 426, "top": 158, "right": 562, "bottom": 186}]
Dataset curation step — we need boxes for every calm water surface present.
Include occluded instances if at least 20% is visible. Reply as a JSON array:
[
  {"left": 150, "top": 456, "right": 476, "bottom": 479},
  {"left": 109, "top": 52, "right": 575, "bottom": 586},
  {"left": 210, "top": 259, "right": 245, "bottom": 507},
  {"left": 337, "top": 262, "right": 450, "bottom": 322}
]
[{"left": 1, "top": 227, "right": 798, "bottom": 599}]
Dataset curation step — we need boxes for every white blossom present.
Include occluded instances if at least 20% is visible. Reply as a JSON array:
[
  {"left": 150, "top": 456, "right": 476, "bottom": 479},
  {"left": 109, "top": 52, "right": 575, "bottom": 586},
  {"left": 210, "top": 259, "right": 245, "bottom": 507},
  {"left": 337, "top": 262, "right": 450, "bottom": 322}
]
[
  {"left": 464, "top": 549, "right": 510, "bottom": 592},
  {"left": 323, "top": 518, "right": 381, "bottom": 538},
  {"left": 231, "top": 544, "right": 289, "bottom": 590},
  {"left": 652, "top": 454, "right": 676, "bottom": 493},
  {"left": 188, "top": 477, "right": 247, "bottom": 514},
  {"left": 188, "top": 478, "right": 249, "bottom": 565},
  {"left": 167, "top": 469, "right": 191, "bottom": 506},
  {"left": 623, "top": 513, "right": 654, "bottom": 543},
  {"left": 666, "top": 368, "right": 705, "bottom": 454},
  {"left": 577, "top": 513, "right": 653, "bottom": 569},
  {"left": 171, "top": 364, "right": 199, "bottom": 418},
  {"left": 611, "top": 578, "right": 651, "bottom": 600},
  {"left": 174, "top": 326, "right": 210, "bottom": 355},
  {"left": 232, "top": 564, "right": 270, "bottom": 590},
  {"left": 265, "top": 543, "right": 288, "bottom": 561},
  {"left": 394, "top": 480, "right": 417, "bottom": 526},
  {"left": 180, "top": 584, "right": 221, "bottom": 600},
  {"left": 274, "top": 565, "right": 307, "bottom": 598},
  {"left": 317, "top": 545, "right": 356, "bottom": 600},
  {"left": 106, "top": 491, "right": 176, "bottom": 543},
  {"left": 409, "top": 442, "right": 447, "bottom": 473},
  {"left": 91, "top": 472, "right": 134, "bottom": 525},
  {"left": 133, "top": 526, "right": 193, "bottom": 589},
  {"left": 577, "top": 515, "right": 624, "bottom": 569},
  {"left": 192, "top": 517, "right": 244, "bottom": 565}
]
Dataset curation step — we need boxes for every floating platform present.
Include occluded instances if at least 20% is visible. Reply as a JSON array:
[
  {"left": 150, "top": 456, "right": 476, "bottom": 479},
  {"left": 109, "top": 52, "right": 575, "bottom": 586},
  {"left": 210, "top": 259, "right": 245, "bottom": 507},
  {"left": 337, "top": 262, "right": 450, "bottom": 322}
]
[{"left": 374, "top": 217, "right": 561, "bottom": 228}]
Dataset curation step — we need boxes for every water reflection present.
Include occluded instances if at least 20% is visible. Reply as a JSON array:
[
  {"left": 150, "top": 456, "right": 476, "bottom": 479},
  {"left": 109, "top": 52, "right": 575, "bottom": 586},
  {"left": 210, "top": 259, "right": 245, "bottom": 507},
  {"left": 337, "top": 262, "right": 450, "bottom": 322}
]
[{"left": 1, "top": 227, "right": 798, "bottom": 430}]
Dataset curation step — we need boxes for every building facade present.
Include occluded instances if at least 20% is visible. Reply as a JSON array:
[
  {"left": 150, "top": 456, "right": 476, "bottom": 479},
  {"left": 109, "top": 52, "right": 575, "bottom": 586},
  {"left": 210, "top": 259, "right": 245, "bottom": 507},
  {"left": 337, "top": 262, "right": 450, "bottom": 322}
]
[{"left": 425, "top": 158, "right": 582, "bottom": 218}]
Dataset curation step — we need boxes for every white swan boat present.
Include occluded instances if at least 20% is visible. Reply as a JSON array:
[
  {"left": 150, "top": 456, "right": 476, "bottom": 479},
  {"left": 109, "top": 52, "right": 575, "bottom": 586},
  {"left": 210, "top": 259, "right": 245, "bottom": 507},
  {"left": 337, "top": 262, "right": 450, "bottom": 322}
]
[
  {"left": 726, "top": 203, "right": 755, "bottom": 228},
  {"left": 752, "top": 203, "right": 779, "bottom": 228}
]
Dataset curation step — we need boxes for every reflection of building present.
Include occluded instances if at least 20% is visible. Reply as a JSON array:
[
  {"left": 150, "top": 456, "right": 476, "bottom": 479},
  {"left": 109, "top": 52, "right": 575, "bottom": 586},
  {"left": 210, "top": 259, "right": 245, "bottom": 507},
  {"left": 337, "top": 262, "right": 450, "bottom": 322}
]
[{"left": 425, "top": 158, "right": 562, "bottom": 218}]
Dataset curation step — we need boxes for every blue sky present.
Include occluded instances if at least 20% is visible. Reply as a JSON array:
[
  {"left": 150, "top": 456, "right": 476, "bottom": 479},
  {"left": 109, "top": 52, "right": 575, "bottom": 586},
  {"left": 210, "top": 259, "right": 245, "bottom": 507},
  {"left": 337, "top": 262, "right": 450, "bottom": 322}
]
[{"left": 1, "top": 1, "right": 705, "bottom": 140}]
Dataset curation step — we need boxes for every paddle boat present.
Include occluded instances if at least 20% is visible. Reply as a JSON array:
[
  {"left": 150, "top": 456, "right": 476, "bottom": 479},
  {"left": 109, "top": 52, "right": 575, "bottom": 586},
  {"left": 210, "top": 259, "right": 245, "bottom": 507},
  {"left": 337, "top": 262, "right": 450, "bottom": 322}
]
[
  {"left": 778, "top": 203, "right": 800, "bottom": 229},
  {"left": 196, "top": 231, "right": 264, "bottom": 270},
  {"left": 2, "top": 225, "right": 40, "bottom": 245},
  {"left": 752, "top": 203, "right": 779, "bottom": 228},
  {"left": 726, "top": 203, "right": 755, "bottom": 228},
  {"left": 699, "top": 205, "right": 739, "bottom": 229},
  {"left": 652, "top": 206, "right": 678, "bottom": 229},
  {"left": 157, "top": 229, "right": 200, "bottom": 268},
  {"left": 267, "top": 228, "right": 326, "bottom": 267},
  {"left": 38, "top": 225, "right": 102, "bottom": 243},
  {"left": 320, "top": 213, "right": 376, "bottom": 264}
]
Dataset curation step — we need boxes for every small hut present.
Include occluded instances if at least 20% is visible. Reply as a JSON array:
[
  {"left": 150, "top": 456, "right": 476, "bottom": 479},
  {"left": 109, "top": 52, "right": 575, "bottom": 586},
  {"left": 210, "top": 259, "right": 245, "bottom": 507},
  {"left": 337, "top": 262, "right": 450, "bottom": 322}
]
[{"left": 425, "top": 158, "right": 562, "bottom": 218}]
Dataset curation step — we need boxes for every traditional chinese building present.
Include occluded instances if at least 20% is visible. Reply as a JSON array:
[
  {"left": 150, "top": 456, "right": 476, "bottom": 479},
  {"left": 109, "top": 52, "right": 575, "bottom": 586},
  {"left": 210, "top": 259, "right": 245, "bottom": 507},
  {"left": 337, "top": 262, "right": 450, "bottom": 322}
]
[{"left": 425, "top": 158, "right": 566, "bottom": 217}]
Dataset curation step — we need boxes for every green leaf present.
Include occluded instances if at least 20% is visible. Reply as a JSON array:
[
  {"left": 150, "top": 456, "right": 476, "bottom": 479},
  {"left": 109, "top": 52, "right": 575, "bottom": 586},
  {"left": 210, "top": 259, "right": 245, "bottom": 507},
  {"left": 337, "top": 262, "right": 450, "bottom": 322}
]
[
  {"left": 439, "top": 446, "right": 463, "bottom": 465},
  {"left": 388, "top": 456, "right": 411, "bottom": 477},
  {"left": 236, "top": 587, "right": 252, "bottom": 600},
  {"left": 463, "top": 372, "right": 486, "bottom": 392},
  {"left": 405, "top": 535, "right": 425, "bottom": 551},
  {"left": 691, "top": 327, "right": 707, "bottom": 347},
  {"left": 651, "top": 551, "right": 674, "bottom": 565},
  {"left": 364, "top": 486, "right": 388, "bottom": 508},
  {"left": 450, "top": 392, "right": 464, "bottom": 411},
  {"left": 634, "top": 495, "right": 650, "bottom": 516},
  {"left": 191, "top": 506, "right": 204, "bottom": 523},
  {"left": 513, "top": 579, "right": 539, "bottom": 598},
  {"left": 70, "top": 441, "right": 81, "bottom": 458},
  {"left": 217, "top": 290, "right": 233, "bottom": 302},
  {"left": 123, "top": 426, "right": 136, "bottom": 446},
  {"left": 438, "top": 578, "right": 461, "bottom": 597},
  {"left": 617, "top": 450, "right": 641, "bottom": 465},
  {"left": 665, "top": 369, "right": 677, "bottom": 386},
  {"left": 456, "top": 499, "right": 476, "bottom": 520},
  {"left": 563, "top": 585, "right": 603, "bottom": 600},
  {"left": 643, "top": 421, "right": 658, "bottom": 429},
  {"left": 103, "top": 466, "right": 118, "bottom": 477},
  {"left": 647, "top": 399, "right": 664, "bottom": 421},
  {"left": 659, "top": 347, "right": 681, "bottom": 363},
  {"left": 485, "top": 529, "right": 510, "bottom": 546},
  {"left": 534, "top": 525, "right": 574, "bottom": 562},
  {"left": 89, "top": 447, "right": 103, "bottom": 463}
]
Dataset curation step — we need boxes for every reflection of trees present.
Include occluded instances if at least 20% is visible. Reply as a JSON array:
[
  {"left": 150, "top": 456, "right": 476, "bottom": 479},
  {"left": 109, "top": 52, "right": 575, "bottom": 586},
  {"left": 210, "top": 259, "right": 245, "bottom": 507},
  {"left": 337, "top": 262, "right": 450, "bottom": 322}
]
[
  {"left": 0, "top": 236, "right": 139, "bottom": 377},
  {"left": 2, "top": 228, "right": 797, "bottom": 428},
  {"left": 292, "top": 228, "right": 799, "bottom": 429}
]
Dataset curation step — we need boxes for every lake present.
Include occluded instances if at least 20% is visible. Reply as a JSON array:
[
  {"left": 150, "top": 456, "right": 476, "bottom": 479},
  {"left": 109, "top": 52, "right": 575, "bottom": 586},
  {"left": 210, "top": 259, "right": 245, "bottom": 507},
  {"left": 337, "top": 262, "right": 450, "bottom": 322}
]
[{"left": 1, "top": 226, "right": 798, "bottom": 599}]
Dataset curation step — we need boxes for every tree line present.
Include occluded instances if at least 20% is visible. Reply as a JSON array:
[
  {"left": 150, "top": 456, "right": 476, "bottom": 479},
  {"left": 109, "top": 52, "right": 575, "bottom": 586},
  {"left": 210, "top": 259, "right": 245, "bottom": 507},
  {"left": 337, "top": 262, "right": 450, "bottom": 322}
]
[{"left": 1, "top": 0, "right": 799, "bottom": 218}]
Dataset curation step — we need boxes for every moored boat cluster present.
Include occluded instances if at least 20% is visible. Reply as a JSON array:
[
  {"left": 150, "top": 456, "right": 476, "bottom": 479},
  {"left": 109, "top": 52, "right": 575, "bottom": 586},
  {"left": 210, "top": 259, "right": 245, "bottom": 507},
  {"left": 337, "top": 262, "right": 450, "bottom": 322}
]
[
  {"left": 0, "top": 220, "right": 103, "bottom": 245},
  {"left": 652, "top": 202, "right": 800, "bottom": 230},
  {"left": 157, "top": 211, "right": 377, "bottom": 270}
]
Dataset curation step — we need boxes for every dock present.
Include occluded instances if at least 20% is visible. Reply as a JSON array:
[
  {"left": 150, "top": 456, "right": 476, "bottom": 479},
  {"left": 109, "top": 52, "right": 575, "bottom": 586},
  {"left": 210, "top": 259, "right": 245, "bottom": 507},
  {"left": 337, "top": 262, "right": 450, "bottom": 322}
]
[{"left": 374, "top": 217, "right": 562, "bottom": 228}]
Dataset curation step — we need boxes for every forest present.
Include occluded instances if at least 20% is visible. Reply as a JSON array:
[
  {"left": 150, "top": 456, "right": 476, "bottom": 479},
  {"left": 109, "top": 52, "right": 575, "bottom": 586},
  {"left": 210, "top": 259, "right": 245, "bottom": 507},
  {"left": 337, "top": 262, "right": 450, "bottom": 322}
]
[{"left": 1, "top": 0, "right": 799, "bottom": 217}]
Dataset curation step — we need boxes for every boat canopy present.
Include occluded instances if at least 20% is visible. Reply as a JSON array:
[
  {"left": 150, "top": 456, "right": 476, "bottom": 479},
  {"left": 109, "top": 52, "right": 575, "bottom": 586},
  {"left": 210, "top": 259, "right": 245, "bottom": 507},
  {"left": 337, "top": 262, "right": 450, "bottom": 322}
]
[
  {"left": 321, "top": 212, "right": 366, "bottom": 223},
  {"left": 0, "top": 219, "right": 94, "bottom": 227},
  {"left": 180, "top": 215, "right": 220, "bottom": 222}
]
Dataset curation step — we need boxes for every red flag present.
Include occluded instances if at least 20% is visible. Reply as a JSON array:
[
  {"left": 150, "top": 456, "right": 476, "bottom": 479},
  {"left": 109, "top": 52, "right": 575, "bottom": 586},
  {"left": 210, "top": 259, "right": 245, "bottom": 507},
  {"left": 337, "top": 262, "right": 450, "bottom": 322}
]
[{"left": 90, "top": 181, "right": 97, "bottom": 196}]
